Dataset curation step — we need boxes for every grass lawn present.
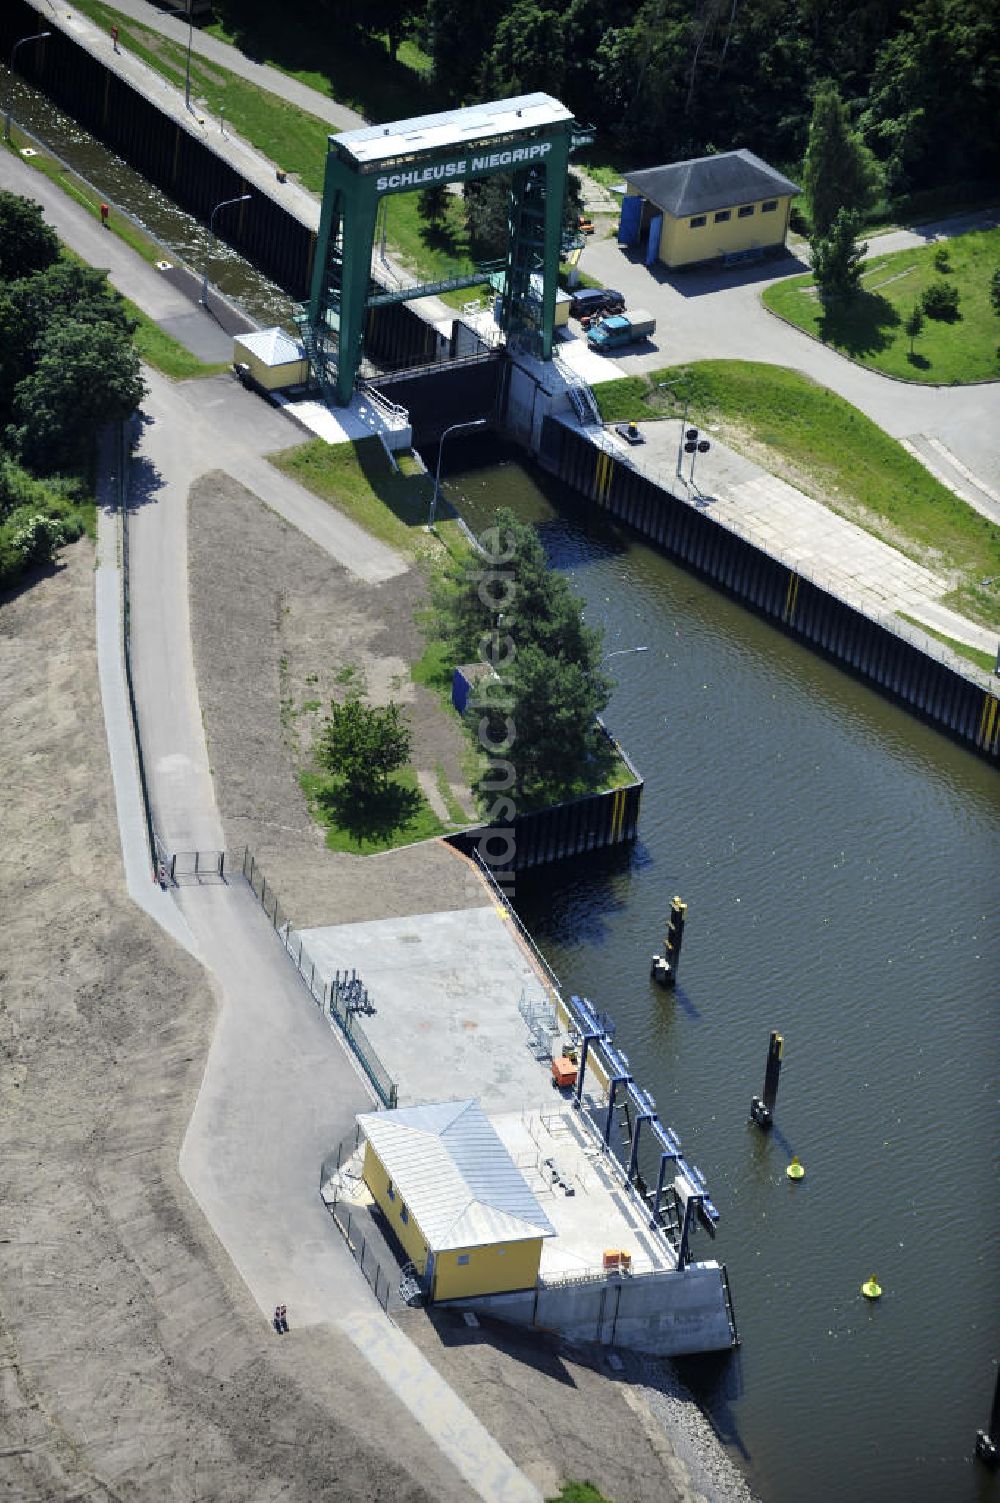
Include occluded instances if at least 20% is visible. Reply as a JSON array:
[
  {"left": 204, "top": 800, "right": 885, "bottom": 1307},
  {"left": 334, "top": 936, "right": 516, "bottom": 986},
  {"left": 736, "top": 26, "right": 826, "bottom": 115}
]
[
  {"left": 547, "top": 1484, "right": 617, "bottom": 1503},
  {"left": 762, "top": 227, "right": 1000, "bottom": 384},
  {"left": 128, "top": 304, "right": 229, "bottom": 379},
  {"left": 592, "top": 361, "right": 1000, "bottom": 627},
  {"left": 299, "top": 765, "right": 447, "bottom": 853},
  {"left": 268, "top": 436, "right": 470, "bottom": 562}
]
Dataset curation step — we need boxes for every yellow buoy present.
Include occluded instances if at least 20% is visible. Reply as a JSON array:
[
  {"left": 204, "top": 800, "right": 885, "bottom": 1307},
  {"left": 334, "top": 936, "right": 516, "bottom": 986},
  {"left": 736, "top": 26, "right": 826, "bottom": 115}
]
[
  {"left": 786, "top": 1156, "right": 805, "bottom": 1180},
  {"left": 861, "top": 1275, "right": 882, "bottom": 1300}
]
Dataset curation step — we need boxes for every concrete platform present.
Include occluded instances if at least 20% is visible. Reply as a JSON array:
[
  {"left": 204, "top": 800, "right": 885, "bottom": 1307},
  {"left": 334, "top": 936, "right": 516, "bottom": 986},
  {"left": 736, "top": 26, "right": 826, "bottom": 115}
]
[
  {"left": 491, "top": 1108, "right": 675, "bottom": 1281},
  {"left": 296, "top": 906, "right": 563, "bottom": 1112}
]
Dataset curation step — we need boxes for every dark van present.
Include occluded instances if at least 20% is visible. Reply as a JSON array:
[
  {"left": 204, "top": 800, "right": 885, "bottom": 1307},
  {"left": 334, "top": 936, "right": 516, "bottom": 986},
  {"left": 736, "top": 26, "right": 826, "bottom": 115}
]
[{"left": 569, "top": 287, "right": 625, "bottom": 320}]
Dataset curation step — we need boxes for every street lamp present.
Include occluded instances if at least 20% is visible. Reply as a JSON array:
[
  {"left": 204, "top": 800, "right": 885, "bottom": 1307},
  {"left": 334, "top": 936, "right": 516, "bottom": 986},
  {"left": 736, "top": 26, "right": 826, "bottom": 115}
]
[
  {"left": 5, "top": 31, "right": 51, "bottom": 142},
  {"left": 655, "top": 379, "right": 691, "bottom": 479},
  {"left": 429, "top": 418, "right": 487, "bottom": 528},
  {"left": 184, "top": 0, "right": 194, "bottom": 112},
  {"left": 201, "top": 193, "right": 251, "bottom": 305}
]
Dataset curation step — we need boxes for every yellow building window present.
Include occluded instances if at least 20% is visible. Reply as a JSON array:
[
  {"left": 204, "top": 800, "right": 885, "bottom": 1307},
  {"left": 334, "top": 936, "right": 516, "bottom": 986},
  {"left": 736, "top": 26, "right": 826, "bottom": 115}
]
[
  {"left": 762, "top": 200, "right": 778, "bottom": 212},
  {"left": 690, "top": 215, "right": 706, "bottom": 228},
  {"left": 738, "top": 204, "right": 754, "bottom": 218},
  {"left": 714, "top": 209, "right": 731, "bottom": 223},
  {"left": 457, "top": 1254, "right": 470, "bottom": 1265}
]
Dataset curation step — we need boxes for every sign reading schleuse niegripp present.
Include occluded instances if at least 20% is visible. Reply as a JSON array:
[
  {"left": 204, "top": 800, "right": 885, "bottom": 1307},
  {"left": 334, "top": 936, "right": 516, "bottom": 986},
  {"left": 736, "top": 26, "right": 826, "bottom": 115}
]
[{"left": 374, "top": 140, "right": 552, "bottom": 194}]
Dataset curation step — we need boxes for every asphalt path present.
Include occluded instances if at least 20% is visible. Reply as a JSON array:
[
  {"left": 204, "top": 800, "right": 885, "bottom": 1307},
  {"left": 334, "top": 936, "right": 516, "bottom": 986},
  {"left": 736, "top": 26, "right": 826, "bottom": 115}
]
[{"left": 0, "top": 147, "right": 236, "bottom": 361}]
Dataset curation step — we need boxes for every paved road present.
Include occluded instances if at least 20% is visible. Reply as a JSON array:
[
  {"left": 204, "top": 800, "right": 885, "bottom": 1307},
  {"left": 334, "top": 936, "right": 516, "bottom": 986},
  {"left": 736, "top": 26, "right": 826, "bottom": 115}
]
[
  {"left": 0, "top": 147, "right": 234, "bottom": 361},
  {"left": 579, "top": 223, "right": 1000, "bottom": 504}
]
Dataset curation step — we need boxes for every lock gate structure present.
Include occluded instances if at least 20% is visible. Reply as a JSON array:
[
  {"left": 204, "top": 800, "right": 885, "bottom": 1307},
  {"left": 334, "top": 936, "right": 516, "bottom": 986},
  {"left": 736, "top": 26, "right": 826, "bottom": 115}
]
[{"left": 302, "top": 93, "right": 591, "bottom": 405}]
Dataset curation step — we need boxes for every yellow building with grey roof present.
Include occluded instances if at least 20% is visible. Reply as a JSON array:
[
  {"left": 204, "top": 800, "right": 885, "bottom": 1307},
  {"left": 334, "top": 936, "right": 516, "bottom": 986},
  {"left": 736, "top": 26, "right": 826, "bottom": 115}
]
[
  {"left": 622, "top": 149, "right": 799, "bottom": 269},
  {"left": 357, "top": 1099, "right": 555, "bottom": 1302}
]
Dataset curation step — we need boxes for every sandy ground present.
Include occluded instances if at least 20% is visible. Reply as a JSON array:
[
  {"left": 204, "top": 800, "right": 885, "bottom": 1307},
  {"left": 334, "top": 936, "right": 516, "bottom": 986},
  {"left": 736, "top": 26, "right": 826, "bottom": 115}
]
[
  {"left": 186, "top": 471, "right": 484, "bottom": 927},
  {"left": 400, "top": 1309, "right": 759, "bottom": 1503},
  {"left": 0, "top": 541, "right": 476, "bottom": 1503}
]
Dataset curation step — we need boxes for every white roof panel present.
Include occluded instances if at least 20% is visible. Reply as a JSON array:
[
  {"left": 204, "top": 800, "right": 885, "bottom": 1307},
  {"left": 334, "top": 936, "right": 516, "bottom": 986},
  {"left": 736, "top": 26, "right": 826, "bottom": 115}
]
[
  {"left": 233, "top": 326, "right": 306, "bottom": 367},
  {"left": 336, "top": 94, "right": 573, "bottom": 167},
  {"left": 358, "top": 1098, "right": 555, "bottom": 1251}
]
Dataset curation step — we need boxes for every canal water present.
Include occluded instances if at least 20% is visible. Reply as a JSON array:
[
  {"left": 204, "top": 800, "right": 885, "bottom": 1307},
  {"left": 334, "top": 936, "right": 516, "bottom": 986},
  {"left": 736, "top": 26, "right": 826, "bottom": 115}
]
[
  {"left": 444, "top": 440, "right": 1000, "bottom": 1503},
  {"left": 7, "top": 75, "right": 293, "bottom": 327}
]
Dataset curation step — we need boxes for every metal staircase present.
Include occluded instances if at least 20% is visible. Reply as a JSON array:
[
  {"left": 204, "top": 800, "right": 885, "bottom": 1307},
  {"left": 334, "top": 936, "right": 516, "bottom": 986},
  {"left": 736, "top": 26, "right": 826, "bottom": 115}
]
[{"left": 566, "top": 379, "right": 602, "bottom": 427}]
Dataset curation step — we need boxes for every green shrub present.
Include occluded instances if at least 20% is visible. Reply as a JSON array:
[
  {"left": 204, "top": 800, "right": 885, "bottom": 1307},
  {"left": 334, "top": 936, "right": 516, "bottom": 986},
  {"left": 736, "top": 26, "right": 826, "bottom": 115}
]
[
  {"left": 933, "top": 245, "right": 952, "bottom": 273},
  {"left": 922, "top": 280, "right": 961, "bottom": 319}
]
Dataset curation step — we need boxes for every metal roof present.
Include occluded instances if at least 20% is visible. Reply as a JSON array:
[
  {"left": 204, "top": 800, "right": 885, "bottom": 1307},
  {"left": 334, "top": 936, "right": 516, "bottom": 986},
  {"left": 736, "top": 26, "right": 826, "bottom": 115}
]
[
  {"left": 233, "top": 327, "right": 306, "bottom": 366},
  {"left": 625, "top": 149, "right": 800, "bottom": 218},
  {"left": 358, "top": 1099, "right": 556, "bottom": 1251},
  {"left": 335, "top": 94, "right": 574, "bottom": 167}
]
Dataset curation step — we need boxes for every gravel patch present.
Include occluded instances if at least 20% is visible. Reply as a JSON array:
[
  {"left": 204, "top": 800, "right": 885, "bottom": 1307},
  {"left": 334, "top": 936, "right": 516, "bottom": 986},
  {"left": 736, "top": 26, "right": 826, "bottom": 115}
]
[
  {"left": 187, "top": 471, "right": 485, "bottom": 926},
  {"left": 0, "top": 541, "right": 469, "bottom": 1503}
]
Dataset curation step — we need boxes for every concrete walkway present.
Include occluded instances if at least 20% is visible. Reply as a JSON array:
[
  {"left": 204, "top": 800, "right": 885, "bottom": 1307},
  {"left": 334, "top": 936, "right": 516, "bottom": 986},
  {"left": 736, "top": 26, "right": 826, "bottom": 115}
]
[{"left": 599, "top": 416, "right": 998, "bottom": 658}]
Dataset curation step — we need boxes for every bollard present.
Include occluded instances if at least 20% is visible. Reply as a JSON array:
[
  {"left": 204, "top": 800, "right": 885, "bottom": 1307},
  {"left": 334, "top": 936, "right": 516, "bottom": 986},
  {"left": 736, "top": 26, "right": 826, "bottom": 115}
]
[
  {"left": 750, "top": 1030, "right": 783, "bottom": 1129},
  {"left": 975, "top": 1366, "right": 1000, "bottom": 1467},
  {"left": 651, "top": 895, "right": 687, "bottom": 987}
]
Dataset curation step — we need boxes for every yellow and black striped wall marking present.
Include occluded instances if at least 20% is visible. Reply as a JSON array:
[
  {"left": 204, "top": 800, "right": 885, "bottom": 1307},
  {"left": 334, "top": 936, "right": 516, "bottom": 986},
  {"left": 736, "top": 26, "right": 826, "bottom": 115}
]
[
  {"left": 608, "top": 785, "right": 633, "bottom": 842},
  {"left": 978, "top": 692, "right": 1000, "bottom": 754},
  {"left": 593, "top": 448, "right": 614, "bottom": 507},
  {"left": 784, "top": 570, "right": 801, "bottom": 624}
]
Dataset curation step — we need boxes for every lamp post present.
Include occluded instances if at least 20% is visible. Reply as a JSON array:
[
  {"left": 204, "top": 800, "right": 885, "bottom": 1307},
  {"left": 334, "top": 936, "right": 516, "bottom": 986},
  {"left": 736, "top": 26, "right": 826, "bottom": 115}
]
[
  {"left": 5, "top": 31, "right": 51, "bottom": 142},
  {"left": 429, "top": 418, "right": 487, "bottom": 528},
  {"left": 184, "top": 0, "right": 194, "bottom": 112},
  {"left": 200, "top": 193, "right": 251, "bottom": 305},
  {"left": 655, "top": 379, "right": 689, "bottom": 478}
]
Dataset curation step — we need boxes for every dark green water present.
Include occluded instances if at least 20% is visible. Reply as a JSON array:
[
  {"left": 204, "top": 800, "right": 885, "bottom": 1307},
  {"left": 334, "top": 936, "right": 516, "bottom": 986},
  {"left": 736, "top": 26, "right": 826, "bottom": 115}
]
[
  {"left": 444, "top": 440, "right": 1000, "bottom": 1503},
  {"left": 8, "top": 75, "right": 293, "bottom": 326}
]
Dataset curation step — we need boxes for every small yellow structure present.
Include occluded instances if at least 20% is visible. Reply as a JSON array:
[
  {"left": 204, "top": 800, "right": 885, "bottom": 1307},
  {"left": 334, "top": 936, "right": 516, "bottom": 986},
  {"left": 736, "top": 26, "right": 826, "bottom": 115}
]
[
  {"left": 357, "top": 1099, "right": 555, "bottom": 1302},
  {"left": 623, "top": 149, "right": 799, "bottom": 270},
  {"left": 232, "top": 326, "right": 309, "bottom": 390}
]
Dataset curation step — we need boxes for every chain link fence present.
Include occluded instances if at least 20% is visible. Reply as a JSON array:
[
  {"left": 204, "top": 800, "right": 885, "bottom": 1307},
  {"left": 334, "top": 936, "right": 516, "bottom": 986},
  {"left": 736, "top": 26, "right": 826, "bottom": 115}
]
[{"left": 241, "top": 848, "right": 398, "bottom": 1108}]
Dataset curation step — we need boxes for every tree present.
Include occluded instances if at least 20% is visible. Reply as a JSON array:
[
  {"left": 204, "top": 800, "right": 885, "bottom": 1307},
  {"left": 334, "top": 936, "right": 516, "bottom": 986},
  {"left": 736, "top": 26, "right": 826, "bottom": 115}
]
[
  {"left": 8, "top": 316, "right": 145, "bottom": 472},
  {"left": 464, "top": 175, "right": 511, "bottom": 259},
  {"left": 921, "top": 279, "right": 960, "bottom": 320},
  {"left": 437, "top": 507, "right": 604, "bottom": 674},
  {"left": 317, "top": 694, "right": 411, "bottom": 801},
  {"left": 904, "top": 302, "right": 924, "bottom": 356},
  {"left": 862, "top": 0, "right": 1000, "bottom": 194},
  {"left": 0, "top": 191, "right": 59, "bottom": 283},
  {"left": 500, "top": 643, "right": 612, "bottom": 803},
  {"left": 990, "top": 266, "right": 1000, "bottom": 318},
  {"left": 803, "top": 80, "right": 884, "bottom": 237},
  {"left": 811, "top": 207, "right": 868, "bottom": 298},
  {"left": 418, "top": 184, "right": 449, "bottom": 225},
  {"left": 478, "top": 0, "right": 566, "bottom": 100}
]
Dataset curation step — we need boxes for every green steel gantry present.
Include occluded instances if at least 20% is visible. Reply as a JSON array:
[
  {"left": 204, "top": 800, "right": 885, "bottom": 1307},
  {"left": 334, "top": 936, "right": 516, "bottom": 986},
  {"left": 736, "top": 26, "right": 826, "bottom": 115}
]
[{"left": 303, "top": 94, "right": 590, "bottom": 406}]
